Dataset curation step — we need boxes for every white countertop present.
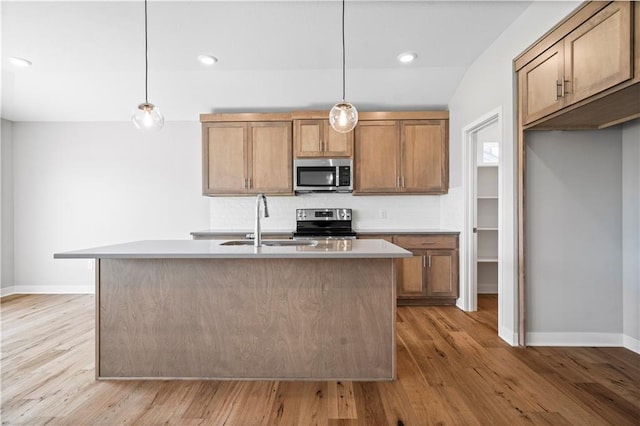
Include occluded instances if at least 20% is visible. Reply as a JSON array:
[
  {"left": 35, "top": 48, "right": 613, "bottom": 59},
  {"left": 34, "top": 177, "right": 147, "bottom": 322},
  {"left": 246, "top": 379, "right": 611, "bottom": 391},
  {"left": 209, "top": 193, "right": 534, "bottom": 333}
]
[
  {"left": 54, "top": 239, "right": 412, "bottom": 259},
  {"left": 190, "top": 229, "right": 460, "bottom": 236}
]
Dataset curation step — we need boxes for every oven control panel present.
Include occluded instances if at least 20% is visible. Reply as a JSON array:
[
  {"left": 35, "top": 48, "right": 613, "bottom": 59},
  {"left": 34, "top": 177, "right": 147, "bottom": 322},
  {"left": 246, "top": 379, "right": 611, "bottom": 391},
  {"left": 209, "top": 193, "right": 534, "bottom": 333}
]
[{"left": 296, "top": 208, "right": 352, "bottom": 221}]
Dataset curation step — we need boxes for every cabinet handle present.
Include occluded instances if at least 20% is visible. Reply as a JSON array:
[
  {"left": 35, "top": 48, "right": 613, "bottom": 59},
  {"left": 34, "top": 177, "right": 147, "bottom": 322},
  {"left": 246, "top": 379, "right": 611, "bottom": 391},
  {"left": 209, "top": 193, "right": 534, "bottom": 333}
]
[
  {"left": 401, "top": 176, "right": 405, "bottom": 188},
  {"left": 396, "top": 176, "right": 400, "bottom": 187},
  {"left": 248, "top": 177, "right": 252, "bottom": 189},
  {"left": 243, "top": 178, "right": 247, "bottom": 189},
  {"left": 423, "top": 256, "right": 426, "bottom": 268},
  {"left": 556, "top": 79, "right": 569, "bottom": 99},
  {"left": 420, "top": 242, "right": 435, "bottom": 245},
  {"left": 428, "top": 255, "right": 432, "bottom": 268}
]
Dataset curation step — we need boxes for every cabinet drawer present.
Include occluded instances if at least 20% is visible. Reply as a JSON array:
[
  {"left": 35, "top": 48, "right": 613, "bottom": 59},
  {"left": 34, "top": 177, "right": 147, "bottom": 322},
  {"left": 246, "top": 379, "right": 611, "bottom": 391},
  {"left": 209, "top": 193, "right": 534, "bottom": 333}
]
[
  {"left": 394, "top": 235, "right": 457, "bottom": 250},
  {"left": 357, "top": 234, "right": 394, "bottom": 243}
]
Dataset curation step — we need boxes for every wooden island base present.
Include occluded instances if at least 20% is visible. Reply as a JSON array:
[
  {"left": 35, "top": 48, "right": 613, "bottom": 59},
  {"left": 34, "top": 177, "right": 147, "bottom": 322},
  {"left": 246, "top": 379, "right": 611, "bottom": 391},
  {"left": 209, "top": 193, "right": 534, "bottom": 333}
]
[{"left": 97, "top": 257, "right": 396, "bottom": 380}]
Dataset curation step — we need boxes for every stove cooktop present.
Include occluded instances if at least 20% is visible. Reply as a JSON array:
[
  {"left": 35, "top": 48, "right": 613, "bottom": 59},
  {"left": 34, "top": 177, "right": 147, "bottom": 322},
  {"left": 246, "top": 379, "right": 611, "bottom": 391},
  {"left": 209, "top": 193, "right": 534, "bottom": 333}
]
[{"left": 294, "top": 208, "right": 355, "bottom": 239}]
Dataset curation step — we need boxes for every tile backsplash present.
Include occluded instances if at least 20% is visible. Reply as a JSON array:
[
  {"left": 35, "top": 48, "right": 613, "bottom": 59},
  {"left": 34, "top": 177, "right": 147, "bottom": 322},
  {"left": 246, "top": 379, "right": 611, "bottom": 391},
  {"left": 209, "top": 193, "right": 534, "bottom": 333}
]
[{"left": 209, "top": 193, "right": 441, "bottom": 231}]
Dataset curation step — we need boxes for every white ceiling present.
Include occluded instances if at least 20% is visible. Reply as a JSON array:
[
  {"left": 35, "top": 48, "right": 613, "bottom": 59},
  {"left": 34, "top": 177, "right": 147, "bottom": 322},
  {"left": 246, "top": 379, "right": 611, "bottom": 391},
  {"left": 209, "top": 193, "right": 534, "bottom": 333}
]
[{"left": 1, "top": 1, "right": 533, "bottom": 122}]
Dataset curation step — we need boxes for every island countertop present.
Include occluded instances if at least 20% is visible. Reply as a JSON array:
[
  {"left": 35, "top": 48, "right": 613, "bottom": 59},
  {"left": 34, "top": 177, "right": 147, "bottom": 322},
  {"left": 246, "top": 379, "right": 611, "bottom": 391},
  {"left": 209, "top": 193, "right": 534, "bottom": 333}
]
[
  {"left": 58, "top": 238, "right": 404, "bottom": 380},
  {"left": 190, "top": 229, "right": 460, "bottom": 238},
  {"left": 54, "top": 239, "right": 412, "bottom": 260}
]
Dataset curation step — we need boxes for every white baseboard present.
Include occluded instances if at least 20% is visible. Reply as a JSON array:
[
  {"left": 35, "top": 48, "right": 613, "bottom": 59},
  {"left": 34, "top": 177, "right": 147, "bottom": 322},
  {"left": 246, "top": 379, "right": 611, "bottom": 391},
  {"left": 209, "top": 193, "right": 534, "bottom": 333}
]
[
  {"left": 1, "top": 285, "right": 94, "bottom": 296},
  {"left": 1, "top": 286, "right": 16, "bottom": 297},
  {"left": 623, "top": 334, "right": 640, "bottom": 354},
  {"left": 477, "top": 283, "right": 498, "bottom": 294},
  {"left": 527, "top": 332, "right": 640, "bottom": 355},
  {"left": 526, "top": 332, "right": 623, "bottom": 347}
]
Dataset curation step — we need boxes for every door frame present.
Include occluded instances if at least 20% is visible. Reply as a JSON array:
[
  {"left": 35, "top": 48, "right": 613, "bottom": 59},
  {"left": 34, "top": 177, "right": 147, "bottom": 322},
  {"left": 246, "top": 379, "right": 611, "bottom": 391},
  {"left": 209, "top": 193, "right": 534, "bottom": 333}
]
[{"left": 461, "top": 107, "right": 503, "bottom": 312}]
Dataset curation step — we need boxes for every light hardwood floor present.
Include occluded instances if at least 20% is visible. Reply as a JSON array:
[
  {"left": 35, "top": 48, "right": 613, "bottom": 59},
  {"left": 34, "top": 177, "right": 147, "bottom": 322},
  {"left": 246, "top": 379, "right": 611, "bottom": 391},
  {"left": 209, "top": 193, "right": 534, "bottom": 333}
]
[{"left": 1, "top": 294, "right": 639, "bottom": 425}]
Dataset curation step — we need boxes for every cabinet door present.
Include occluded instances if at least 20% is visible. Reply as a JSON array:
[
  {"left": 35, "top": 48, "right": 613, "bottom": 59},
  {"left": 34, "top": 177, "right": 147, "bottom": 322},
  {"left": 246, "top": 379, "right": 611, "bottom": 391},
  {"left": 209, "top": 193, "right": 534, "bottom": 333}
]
[
  {"left": 249, "top": 122, "right": 292, "bottom": 194},
  {"left": 323, "top": 122, "right": 354, "bottom": 157},
  {"left": 396, "top": 253, "right": 426, "bottom": 298},
  {"left": 564, "top": 2, "right": 632, "bottom": 105},
  {"left": 203, "top": 123, "right": 247, "bottom": 195},
  {"left": 294, "top": 120, "right": 323, "bottom": 157},
  {"left": 354, "top": 121, "right": 399, "bottom": 193},
  {"left": 425, "top": 250, "right": 458, "bottom": 298},
  {"left": 294, "top": 119, "right": 353, "bottom": 158},
  {"left": 520, "top": 40, "right": 566, "bottom": 124},
  {"left": 401, "top": 120, "right": 448, "bottom": 193}
]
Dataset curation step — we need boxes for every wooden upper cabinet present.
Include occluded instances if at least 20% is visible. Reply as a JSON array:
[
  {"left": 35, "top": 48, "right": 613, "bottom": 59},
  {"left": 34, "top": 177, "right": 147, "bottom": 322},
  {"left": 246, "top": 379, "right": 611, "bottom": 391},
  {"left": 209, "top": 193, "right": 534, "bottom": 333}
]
[
  {"left": 519, "top": 1, "right": 635, "bottom": 126},
  {"left": 294, "top": 119, "right": 353, "bottom": 158},
  {"left": 202, "top": 117, "right": 292, "bottom": 196},
  {"left": 249, "top": 122, "right": 292, "bottom": 194},
  {"left": 564, "top": 1, "right": 632, "bottom": 104},
  {"left": 203, "top": 123, "right": 247, "bottom": 194},
  {"left": 635, "top": 1, "right": 640, "bottom": 80},
  {"left": 354, "top": 121, "right": 400, "bottom": 193},
  {"left": 401, "top": 121, "right": 448, "bottom": 193},
  {"left": 520, "top": 41, "right": 566, "bottom": 124},
  {"left": 354, "top": 117, "right": 448, "bottom": 194}
]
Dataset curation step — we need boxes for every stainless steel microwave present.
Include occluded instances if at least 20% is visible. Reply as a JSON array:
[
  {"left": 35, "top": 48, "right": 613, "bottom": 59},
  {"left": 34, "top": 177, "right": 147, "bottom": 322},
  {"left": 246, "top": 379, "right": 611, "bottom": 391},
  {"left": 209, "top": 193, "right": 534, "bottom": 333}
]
[{"left": 294, "top": 159, "right": 353, "bottom": 193}]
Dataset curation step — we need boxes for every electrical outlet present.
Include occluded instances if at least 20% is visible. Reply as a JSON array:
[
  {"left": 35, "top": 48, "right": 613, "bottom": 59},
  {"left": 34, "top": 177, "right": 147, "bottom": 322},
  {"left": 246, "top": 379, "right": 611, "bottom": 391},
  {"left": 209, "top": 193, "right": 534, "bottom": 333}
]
[
  {"left": 87, "top": 260, "right": 93, "bottom": 270},
  {"left": 380, "top": 209, "right": 388, "bottom": 219}
]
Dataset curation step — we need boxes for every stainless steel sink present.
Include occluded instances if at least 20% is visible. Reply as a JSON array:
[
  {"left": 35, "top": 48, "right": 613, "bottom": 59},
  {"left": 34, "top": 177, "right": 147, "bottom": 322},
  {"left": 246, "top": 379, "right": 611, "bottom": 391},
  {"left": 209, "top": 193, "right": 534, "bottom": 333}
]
[
  {"left": 219, "top": 240, "right": 253, "bottom": 246},
  {"left": 220, "top": 239, "right": 318, "bottom": 247}
]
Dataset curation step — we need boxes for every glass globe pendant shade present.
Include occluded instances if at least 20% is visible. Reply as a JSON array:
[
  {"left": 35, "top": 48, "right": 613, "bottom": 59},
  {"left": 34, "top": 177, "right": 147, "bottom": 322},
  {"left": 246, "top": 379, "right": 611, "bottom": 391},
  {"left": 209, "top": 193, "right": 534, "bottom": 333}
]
[
  {"left": 329, "top": 102, "right": 358, "bottom": 133},
  {"left": 132, "top": 103, "right": 164, "bottom": 131}
]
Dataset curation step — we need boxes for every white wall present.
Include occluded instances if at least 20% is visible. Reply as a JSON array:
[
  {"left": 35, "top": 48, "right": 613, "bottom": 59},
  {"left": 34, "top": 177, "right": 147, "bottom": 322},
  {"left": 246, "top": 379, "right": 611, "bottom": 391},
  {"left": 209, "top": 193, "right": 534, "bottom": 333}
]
[
  {"left": 525, "top": 128, "right": 623, "bottom": 344},
  {"left": 11, "top": 122, "right": 209, "bottom": 292},
  {"left": 622, "top": 120, "right": 640, "bottom": 351},
  {"left": 446, "top": 0, "right": 581, "bottom": 344},
  {"left": 1, "top": 119, "right": 15, "bottom": 294}
]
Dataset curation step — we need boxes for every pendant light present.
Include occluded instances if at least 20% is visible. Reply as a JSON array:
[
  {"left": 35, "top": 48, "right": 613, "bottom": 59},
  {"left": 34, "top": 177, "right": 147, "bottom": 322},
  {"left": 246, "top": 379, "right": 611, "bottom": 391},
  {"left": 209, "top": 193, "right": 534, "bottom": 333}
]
[
  {"left": 132, "top": 0, "right": 164, "bottom": 131},
  {"left": 329, "top": 0, "right": 358, "bottom": 133}
]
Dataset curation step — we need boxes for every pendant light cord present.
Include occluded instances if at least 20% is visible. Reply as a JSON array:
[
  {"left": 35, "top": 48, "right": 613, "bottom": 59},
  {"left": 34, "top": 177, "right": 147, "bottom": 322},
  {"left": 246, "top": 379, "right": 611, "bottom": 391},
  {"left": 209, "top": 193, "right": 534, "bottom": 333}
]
[
  {"left": 341, "top": 0, "right": 346, "bottom": 102},
  {"left": 144, "top": 0, "right": 149, "bottom": 104}
]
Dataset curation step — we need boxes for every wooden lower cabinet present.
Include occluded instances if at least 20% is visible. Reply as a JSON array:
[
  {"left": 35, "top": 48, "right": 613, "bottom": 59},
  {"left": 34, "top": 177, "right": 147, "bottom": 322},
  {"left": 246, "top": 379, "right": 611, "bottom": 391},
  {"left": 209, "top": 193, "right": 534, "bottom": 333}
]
[
  {"left": 359, "top": 233, "right": 459, "bottom": 305},
  {"left": 424, "top": 250, "right": 458, "bottom": 299},
  {"left": 395, "top": 248, "right": 458, "bottom": 305}
]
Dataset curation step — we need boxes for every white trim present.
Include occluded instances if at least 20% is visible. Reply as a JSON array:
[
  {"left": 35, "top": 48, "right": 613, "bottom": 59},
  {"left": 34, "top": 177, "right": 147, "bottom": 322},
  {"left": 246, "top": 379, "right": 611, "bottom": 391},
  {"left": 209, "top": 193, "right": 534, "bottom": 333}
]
[
  {"left": 499, "top": 326, "right": 518, "bottom": 346},
  {"left": 2, "top": 285, "right": 94, "bottom": 295},
  {"left": 528, "top": 333, "right": 640, "bottom": 354},
  {"left": 623, "top": 335, "right": 640, "bottom": 354},
  {"left": 1, "top": 286, "right": 15, "bottom": 297},
  {"left": 477, "top": 283, "right": 498, "bottom": 294},
  {"left": 527, "top": 332, "right": 623, "bottom": 347},
  {"left": 461, "top": 107, "right": 503, "bottom": 313}
]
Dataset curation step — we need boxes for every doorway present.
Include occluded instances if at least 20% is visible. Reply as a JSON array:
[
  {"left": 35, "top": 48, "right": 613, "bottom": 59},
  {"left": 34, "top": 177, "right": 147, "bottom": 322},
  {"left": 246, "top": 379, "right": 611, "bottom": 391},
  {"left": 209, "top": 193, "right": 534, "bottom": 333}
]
[{"left": 461, "top": 108, "right": 502, "bottom": 320}]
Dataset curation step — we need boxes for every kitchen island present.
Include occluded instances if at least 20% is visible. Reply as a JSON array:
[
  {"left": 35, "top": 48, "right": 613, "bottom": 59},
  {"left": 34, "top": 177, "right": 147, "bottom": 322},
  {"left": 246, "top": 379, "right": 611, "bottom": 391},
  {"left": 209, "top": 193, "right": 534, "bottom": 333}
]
[{"left": 55, "top": 239, "right": 411, "bottom": 381}]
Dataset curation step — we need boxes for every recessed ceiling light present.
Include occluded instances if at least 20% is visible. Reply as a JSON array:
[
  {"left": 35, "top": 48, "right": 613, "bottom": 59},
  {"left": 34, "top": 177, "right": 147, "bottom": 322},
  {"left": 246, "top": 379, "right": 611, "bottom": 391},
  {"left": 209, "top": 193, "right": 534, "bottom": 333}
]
[
  {"left": 397, "top": 52, "right": 417, "bottom": 64},
  {"left": 198, "top": 55, "right": 218, "bottom": 66},
  {"left": 8, "top": 57, "right": 32, "bottom": 67}
]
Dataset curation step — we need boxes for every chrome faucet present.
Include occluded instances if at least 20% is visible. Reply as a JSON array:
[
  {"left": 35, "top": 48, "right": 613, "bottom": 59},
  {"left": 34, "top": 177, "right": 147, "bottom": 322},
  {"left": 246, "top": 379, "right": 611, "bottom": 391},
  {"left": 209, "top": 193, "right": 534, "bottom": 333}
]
[{"left": 254, "top": 193, "right": 269, "bottom": 247}]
